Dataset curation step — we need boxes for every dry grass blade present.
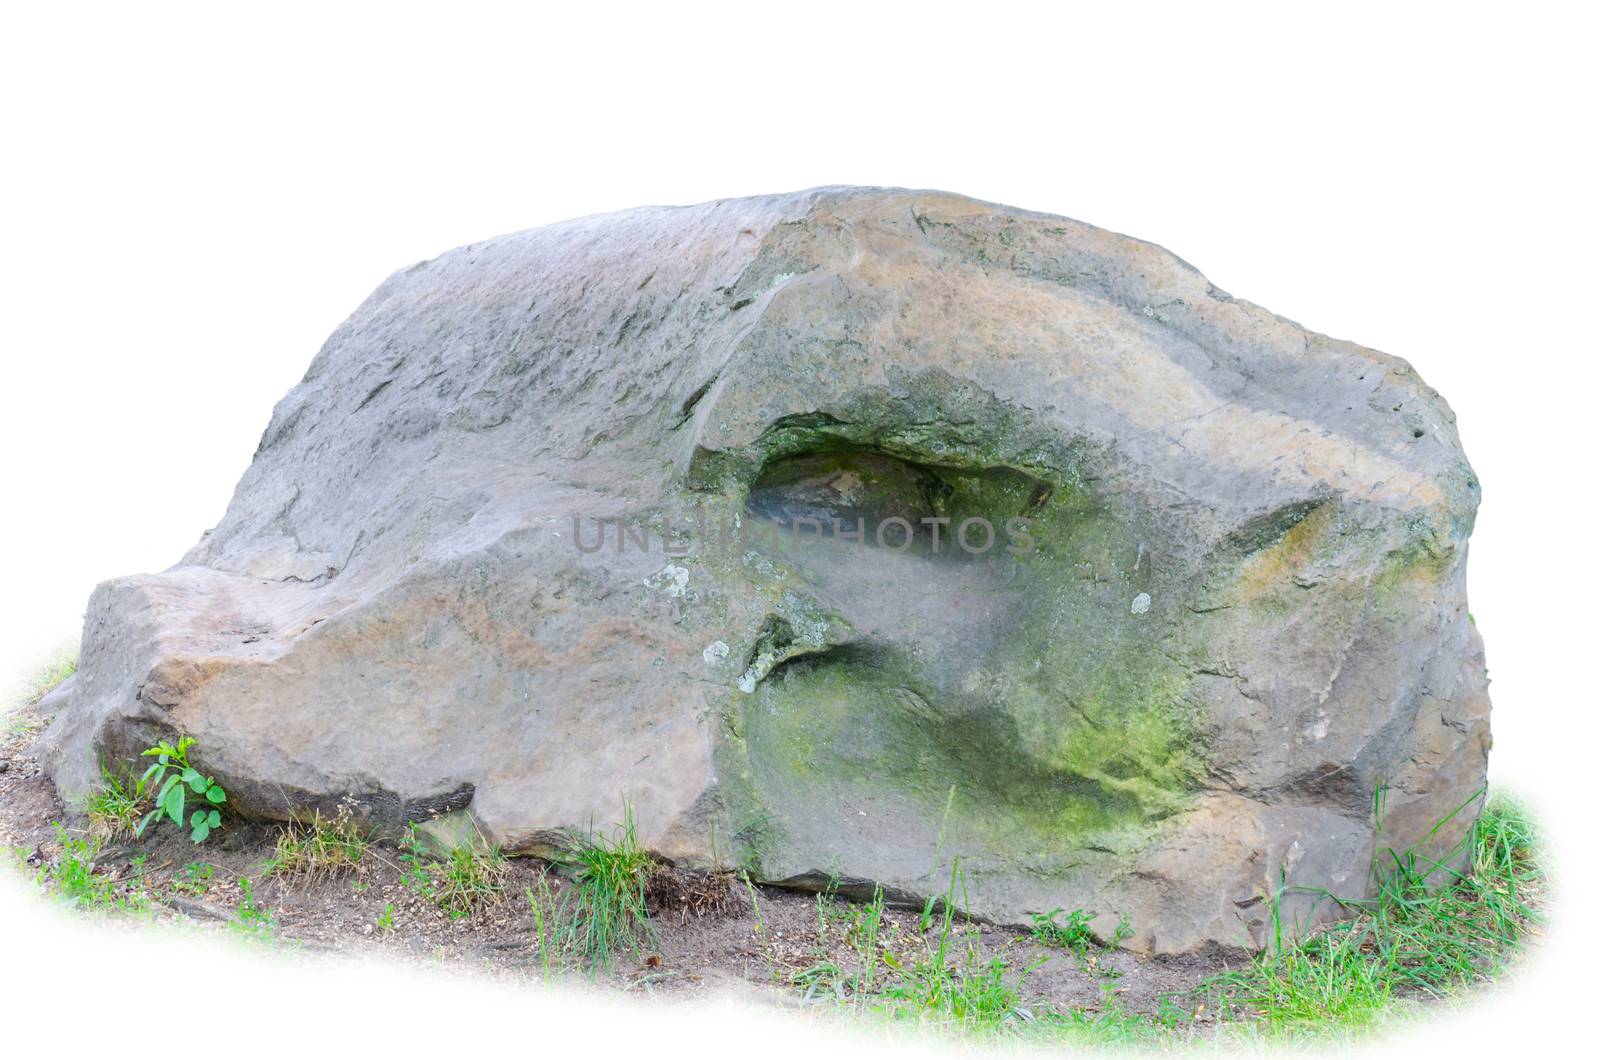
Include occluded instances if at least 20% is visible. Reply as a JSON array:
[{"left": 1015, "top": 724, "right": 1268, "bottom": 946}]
[{"left": 645, "top": 865, "right": 735, "bottom": 923}]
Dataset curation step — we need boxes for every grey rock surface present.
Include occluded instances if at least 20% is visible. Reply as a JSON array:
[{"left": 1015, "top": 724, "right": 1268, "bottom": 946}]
[{"left": 38, "top": 187, "right": 1489, "bottom": 952}]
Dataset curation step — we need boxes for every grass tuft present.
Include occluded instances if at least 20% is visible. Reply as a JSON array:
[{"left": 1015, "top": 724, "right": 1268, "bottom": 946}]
[
  {"left": 400, "top": 822, "right": 508, "bottom": 918},
  {"left": 518, "top": 803, "right": 665, "bottom": 972},
  {"left": 81, "top": 767, "right": 143, "bottom": 842},
  {"left": 1202, "top": 791, "right": 1543, "bottom": 1039},
  {"left": 798, "top": 860, "right": 1041, "bottom": 1033},
  {"left": 559, "top": 803, "right": 657, "bottom": 965},
  {"left": 267, "top": 810, "right": 371, "bottom": 883}
]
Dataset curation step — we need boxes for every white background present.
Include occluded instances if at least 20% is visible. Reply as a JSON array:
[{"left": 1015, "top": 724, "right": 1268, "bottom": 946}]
[{"left": 1, "top": 3, "right": 1594, "bottom": 1056}]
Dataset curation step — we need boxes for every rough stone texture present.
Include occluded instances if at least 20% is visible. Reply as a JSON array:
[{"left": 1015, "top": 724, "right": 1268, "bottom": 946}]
[{"left": 37, "top": 187, "right": 1490, "bottom": 953}]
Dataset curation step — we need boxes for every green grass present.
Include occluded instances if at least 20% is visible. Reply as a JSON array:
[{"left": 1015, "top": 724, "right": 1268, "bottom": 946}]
[
  {"left": 525, "top": 873, "right": 564, "bottom": 977},
  {"left": 1030, "top": 906, "right": 1096, "bottom": 950},
  {"left": 433, "top": 838, "right": 509, "bottom": 916},
  {"left": 231, "top": 876, "right": 277, "bottom": 940},
  {"left": 172, "top": 861, "right": 214, "bottom": 897},
  {"left": 266, "top": 811, "right": 371, "bottom": 882},
  {"left": 557, "top": 804, "right": 657, "bottom": 966},
  {"left": 81, "top": 767, "right": 143, "bottom": 841},
  {"left": 9, "top": 761, "right": 1546, "bottom": 1049},
  {"left": 515, "top": 804, "right": 665, "bottom": 972},
  {"left": 31, "top": 823, "right": 149, "bottom": 913},
  {"left": 1200, "top": 791, "right": 1542, "bottom": 1041},
  {"left": 41, "top": 824, "right": 117, "bottom": 907},
  {"left": 796, "top": 861, "right": 1043, "bottom": 1034},
  {"left": 400, "top": 822, "right": 508, "bottom": 919},
  {"left": 785, "top": 790, "right": 1543, "bottom": 1047}
]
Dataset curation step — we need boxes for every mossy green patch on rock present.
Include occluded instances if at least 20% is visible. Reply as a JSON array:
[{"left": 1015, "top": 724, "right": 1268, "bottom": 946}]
[
  {"left": 737, "top": 650, "right": 1202, "bottom": 861},
  {"left": 702, "top": 413, "right": 1211, "bottom": 888}
]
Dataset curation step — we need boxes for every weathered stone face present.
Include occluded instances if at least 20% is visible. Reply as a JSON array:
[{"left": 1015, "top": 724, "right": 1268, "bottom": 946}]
[{"left": 37, "top": 187, "right": 1489, "bottom": 953}]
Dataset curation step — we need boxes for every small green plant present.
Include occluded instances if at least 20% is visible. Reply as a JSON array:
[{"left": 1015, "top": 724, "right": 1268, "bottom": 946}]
[
  {"left": 796, "top": 860, "right": 1039, "bottom": 1032},
  {"left": 231, "top": 876, "right": 276, "bottom": 939},
  {"left": 886, "top": 862, "right": 1041, "bottom": 1031},
  {"left": 82, "top": 767, "right": 143, "bottom": 841},
  {"left": 851, "top": 885, "right": 888, "bottom": 996},
  {"left": 172, "top": 861, "right": 214, "bottom": 897},
  {"left": 377, "top": 902, "right": 396, "bottom": 932},
  {"left": 31, "top": 823, "right": 151, "bottom": 913},
  {"left": 267, "top": 808, "right": 370, "bottom": 882},
  {"left": 399, "top": 822, "right": 508, "bottom": 918},
  {"left": 38, "top": 824, "right": 116, "bottom": 907},
  {"left": 1110, "top": 913, "right": 1135, "bottom": 948},
  {"left": 135, "top": 737, "right": 227, "bottom": 843},
  {"left": 742, "top": 871, "right": 780, "bottom": 983},
  {"left": 558, "top": 803, "right": 657, "bottom": 966},
  {"left": 398, "top": 824, "right": 433, "bottom": 892},
  {"left": 1030, "top": 906, "right": 1096, "bottom": 951},
  {"left": 525, "top": 874, "right": 570, "bottom": 977},
  {"left": 796, "top": 890, "right": 886, "bottom": 1003},
  {"left": 434, "top": 838, "right": 509, "bottom": 918},
  {"left": 879, "top": 949, "right": 1032, "bottom": 1031},
  {"left": 810, "top": 868, "right": 846, "bottom": 948},
  {"left": 917, "top": 893, "right": 939, "bottom": 933}
]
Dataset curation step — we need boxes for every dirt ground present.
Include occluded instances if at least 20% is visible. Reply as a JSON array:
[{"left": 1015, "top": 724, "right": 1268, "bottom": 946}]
[{"left": 0, "top": 719, "right": 1233, "bottom": 1021}]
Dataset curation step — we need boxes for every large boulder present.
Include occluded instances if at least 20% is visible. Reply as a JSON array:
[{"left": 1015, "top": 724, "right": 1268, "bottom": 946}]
[{"left": 39, "top": 187, "right": 1489, "bottom": 953}]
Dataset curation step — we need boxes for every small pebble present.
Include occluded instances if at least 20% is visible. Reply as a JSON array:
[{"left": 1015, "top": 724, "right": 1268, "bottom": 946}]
[{"left": 0, "top": 758, "right": 10, "bottom": 774}]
